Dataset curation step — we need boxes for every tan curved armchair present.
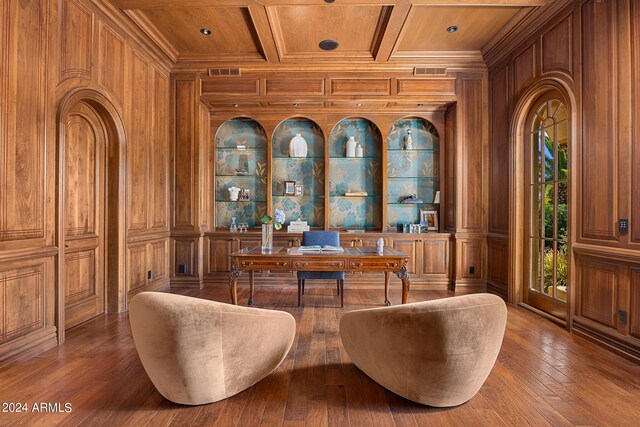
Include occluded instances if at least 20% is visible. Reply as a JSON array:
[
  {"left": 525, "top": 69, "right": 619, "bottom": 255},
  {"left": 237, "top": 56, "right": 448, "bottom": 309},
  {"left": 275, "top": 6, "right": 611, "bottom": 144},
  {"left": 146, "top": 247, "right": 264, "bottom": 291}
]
[
  {"left": 129, "top": 292, "right": 295, "bottom": 405},
  {"left": 339, "top": 293, "right": 507, "bottom": 407}
]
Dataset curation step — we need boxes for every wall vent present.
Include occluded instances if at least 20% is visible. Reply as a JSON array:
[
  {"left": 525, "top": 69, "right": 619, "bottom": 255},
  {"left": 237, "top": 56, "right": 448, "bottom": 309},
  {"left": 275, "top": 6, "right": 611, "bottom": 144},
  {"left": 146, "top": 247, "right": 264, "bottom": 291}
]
[
  {"left": 414, "top": 67, "right": 447, "bottom": 76},
  {"left": 208, "top": 68, "right": 241, "bottom": 76}
]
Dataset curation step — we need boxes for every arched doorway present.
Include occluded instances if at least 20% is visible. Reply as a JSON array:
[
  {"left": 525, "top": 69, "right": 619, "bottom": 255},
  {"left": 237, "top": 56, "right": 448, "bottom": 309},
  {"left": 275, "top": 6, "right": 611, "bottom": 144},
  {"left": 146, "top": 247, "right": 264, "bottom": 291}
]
[
  {"left": 57, "top": 90, "right": 127, "bottom": 336},
  {"left": 523, "top": 92, "right": 569, "bottom": 320},
  {"left": 509, "top": 77, "right": 575, "bottom": 327}
]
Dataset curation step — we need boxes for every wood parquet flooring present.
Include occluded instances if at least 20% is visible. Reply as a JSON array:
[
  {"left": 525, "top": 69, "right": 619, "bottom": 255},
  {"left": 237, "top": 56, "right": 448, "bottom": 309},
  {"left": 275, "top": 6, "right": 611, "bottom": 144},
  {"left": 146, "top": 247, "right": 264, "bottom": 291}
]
[{"left": 1, "top": 284, "right": 640, "bottom": 426}]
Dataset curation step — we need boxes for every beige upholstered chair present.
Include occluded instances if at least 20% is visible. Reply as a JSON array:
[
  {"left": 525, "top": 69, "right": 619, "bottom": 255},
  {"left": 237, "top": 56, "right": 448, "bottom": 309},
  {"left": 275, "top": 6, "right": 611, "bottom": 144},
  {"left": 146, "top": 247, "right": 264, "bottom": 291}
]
[
  {"left": 339, "top": 293, "right": 507, "bottom": 407},
  {"left": 129, "top": 292, "right": 295, "bottom": 405}
]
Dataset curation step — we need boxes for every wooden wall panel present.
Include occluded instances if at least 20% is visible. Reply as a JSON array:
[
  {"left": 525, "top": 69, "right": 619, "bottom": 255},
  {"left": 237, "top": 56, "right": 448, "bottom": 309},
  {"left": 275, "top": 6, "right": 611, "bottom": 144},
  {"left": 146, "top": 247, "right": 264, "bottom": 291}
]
[
  {"left": 459, "top": 77, "right": 483, "bottom": 232},
  {"left": 487, "top": 236, "right": 508, "bottom": 289},
  {"left": 579, "top": 258, "right": 617, "bottom": 328},
  {"left": 1, "top": 0, "right": 46, "bottom": 242},
  {"left": 151, "top": 69, "right": 169, "bottom": 230},
  {"left": 265, "top": 78, "right": 325, "bottom": 96},
  {"left": 151, "top": 240, "right": 167, "bottom": 282},
  {"left": 201, "top": 78, "right": 259, "bottom": 96},
  {"left": 631, "top": 269, "right": 640, "bottom": 339},
  {"left": 173, "top": 79, "right": 196, "bottom": 229},
  {"left": 98, "top": 22, "right": 125, "bottom": 104},
  {"left": 542, "top": 16, "right": 572, "bottom": 75},
  {"left": 207, "top": 237, "right": 233, "bottom": 273},
  {"left": 330, "top": 78, "right": 391, "bottom": 96},
  {"left": 59, "top": 0, "right": 93, "bottom": 82},
  {"left": 421, "top": 239, "right": 449, "bottom": 276},
  {"left": 396, "top": 79, "right": 456, "bottom": 96},
  {"left": 632, "top": 0, "right": 640, "bottom": 245},
  {"left": 1, "top": 265, "right": 44, "bottom": 343},
  {"left": 174, "top": 239, "right": 196, "bottom": 276},
  {"left": 489, "top": 65, "right": 510, "bottom": 234},
  {"left": 64, "top": 250, "right": 95, "bottom": 305},
  {"left": 128, "top": 244, "right": 147, "bottom": 291},
  {"left": 580, "top": 0, "right": 617, "bottom": 241},
  {"left": 458, "top": 240, "right": 483, "bottom": 280},
  {"left": 392, "top": 240, "right": 418, "bottom": 275},
  {"left": 513, "top": 44, "right": 536, "bottom": 97},
  {"left": 444, "top": 105, "right": 456, "bottom": 232},
  {"left": 127, "top": 50, "right": 150, "bottom": 232}
]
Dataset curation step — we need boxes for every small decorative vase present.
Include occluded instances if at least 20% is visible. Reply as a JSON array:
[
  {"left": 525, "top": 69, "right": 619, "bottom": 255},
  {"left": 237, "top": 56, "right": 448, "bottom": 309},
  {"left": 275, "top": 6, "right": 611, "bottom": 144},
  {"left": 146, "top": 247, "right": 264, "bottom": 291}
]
[
  {"left": 346, "top": 136, "right": 357, "bottom": 158},
  {"left": 355, "top": 143, "right": 363, "bottom": 158},
  {"left": 376, "top": 237, "right": 384, "bottom": 255},
  {"left": 228, "top": 186, "right": 241, "bottom": 201},
  {"left": 289, "top": 134, "right": 308, "bottom": 158},
  {"left": 405, "top": 129, "right": 414, "bottom": 150},
  {"left": 261, "top": 223, "right": 273, "bottom": 252}
]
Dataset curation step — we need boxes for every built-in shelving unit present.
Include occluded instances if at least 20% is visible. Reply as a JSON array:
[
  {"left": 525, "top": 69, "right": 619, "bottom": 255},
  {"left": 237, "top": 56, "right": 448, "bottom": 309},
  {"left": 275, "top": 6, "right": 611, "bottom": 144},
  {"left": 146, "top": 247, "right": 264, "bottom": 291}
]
[
  {"left": 328, "top": 118, "right": 382, "bottom": 229},
  {"left": 386, "top": 118, "right": 440, "bottom": 229},
  {"left": 215, "top": 118, "right": 268, "bottom": 228},
  {"left": 271, "top": 118, "right": 325, "bottom": 227}
]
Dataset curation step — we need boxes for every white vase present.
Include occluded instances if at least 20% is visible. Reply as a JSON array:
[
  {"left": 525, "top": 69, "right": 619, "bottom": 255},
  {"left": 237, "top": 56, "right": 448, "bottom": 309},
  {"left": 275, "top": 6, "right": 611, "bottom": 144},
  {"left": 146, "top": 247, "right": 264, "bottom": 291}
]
[
  {"left": 346, "top": 136, "right": 356, "bottom": 158},
  {"left": 355, "top": 143, "right": 363, "bottom": 158},
  {"left": 405, "top": 129, "right": 414, "bottom": 150},
  {"left": 289, "top": 133, "right": 308, "bottom": 158}
]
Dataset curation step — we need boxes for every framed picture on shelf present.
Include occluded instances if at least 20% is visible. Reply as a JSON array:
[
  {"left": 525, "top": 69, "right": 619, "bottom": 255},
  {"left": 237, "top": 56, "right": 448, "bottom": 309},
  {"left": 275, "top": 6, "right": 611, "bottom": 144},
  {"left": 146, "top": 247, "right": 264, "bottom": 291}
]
[
  {"left": 420, "top": 210, "right": 439, "bottom": 231},
  {"left": 294, "top": 184, "right": 304, "bottom": 196},
  {"left": 238, "top": 188, "right": 250, "bottom": 201},
  {"left": 409, "top": 224, "right": 421, "bottom": 234},
  {"left": 284, "top": 180, "right": 296, "bottom": 195}
]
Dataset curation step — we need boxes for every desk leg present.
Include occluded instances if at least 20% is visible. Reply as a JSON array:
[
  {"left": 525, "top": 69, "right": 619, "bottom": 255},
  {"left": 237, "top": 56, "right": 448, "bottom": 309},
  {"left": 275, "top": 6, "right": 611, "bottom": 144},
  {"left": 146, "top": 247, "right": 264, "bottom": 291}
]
[
  {"left": 384, "top": 271, "right": 391, "bottom": 306},
  {"left": 229, "top": 264, "right": 242, "bottom": 305},
  {"left": 395, "top": 265, "right": 410, "bottom": 304},
  {"left": 248, "top": 270, "right": 255, "bottom": 306}
]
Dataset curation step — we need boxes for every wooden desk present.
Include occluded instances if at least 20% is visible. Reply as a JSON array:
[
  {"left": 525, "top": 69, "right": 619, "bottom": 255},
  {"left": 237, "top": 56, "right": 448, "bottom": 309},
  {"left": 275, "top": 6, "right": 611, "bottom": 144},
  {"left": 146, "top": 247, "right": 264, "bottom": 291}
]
[{"left": 229, "top": 246, "right": 411, "bottom": 306}]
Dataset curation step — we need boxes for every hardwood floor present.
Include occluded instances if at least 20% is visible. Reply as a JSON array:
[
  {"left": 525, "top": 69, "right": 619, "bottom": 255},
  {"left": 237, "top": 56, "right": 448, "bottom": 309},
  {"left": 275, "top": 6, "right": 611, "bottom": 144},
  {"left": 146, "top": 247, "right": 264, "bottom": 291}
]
[{"left": 1, "top": 283, "right": 640, "bottom": 426}]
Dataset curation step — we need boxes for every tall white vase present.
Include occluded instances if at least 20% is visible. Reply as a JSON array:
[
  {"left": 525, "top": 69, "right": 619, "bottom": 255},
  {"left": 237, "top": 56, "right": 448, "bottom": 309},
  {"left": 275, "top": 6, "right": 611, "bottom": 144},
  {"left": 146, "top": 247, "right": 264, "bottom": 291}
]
[
  {"left": 346, "top": 136, "right": 357, "bottom": 158},
  {"left": 289, "top": 134, "right": 308, "bottom": 158}
]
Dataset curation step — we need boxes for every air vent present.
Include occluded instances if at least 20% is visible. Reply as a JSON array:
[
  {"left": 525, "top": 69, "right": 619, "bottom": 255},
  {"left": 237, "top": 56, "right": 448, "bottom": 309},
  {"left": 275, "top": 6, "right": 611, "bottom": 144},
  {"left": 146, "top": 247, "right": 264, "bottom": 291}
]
[
  {"left": 208, "top": 68, "right": 241, "bottom": 76},
  {"left": 414, "top": 67, "right": 447, "bottom": 76}
]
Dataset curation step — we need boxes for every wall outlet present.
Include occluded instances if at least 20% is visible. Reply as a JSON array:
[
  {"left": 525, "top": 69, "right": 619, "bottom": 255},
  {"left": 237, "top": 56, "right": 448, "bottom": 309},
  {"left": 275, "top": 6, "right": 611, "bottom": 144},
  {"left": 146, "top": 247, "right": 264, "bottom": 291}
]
[
  {"left": 178, "top": 264, "right": 186, "bottom": 274},
  {"left": 147, "top": 270, "right": 152, "bottom": 280},
  {"left": 469, "top": 266, "right": 475, "bottom": 275},
  {"left": 618, "top": 310, "right": 628, "bottom": 325}
]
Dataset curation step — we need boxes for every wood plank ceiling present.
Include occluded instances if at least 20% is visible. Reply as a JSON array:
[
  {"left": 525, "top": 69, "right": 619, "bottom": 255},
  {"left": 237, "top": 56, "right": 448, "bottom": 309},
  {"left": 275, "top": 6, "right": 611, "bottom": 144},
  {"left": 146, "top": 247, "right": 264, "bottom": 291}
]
[{"left": 109, "top": 0, "right": 553, "bottom": 67}]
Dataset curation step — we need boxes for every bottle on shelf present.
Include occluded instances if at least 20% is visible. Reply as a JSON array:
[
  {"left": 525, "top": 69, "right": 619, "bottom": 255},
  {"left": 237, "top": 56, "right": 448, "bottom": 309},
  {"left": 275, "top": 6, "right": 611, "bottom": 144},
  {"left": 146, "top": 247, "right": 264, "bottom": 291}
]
[
  {"left": 346, "top": 136, "right": 356, "bottom": 158},
  {"left": 355, "top": 143, "right": 363, "bottom": 158},
  {"left": 230, "top": 217, "right": 238, "bottom": 232},
  {"left": 405, "top": 129, "right": 414, "bottom": 150}
]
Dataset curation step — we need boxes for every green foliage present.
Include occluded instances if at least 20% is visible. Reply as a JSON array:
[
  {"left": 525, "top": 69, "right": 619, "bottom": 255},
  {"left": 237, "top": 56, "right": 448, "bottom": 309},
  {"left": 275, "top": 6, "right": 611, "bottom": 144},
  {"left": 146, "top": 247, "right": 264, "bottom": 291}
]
[{"left": 543, "top": 245, "right": 568, "bottom": 293}]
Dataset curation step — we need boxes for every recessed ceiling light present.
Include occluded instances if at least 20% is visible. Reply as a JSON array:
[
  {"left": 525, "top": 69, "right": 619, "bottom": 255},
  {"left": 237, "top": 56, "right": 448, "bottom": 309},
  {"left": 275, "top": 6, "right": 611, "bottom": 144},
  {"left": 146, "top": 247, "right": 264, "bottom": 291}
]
[
  {"left": 233, "top": 104, "right": 239, "bottom": 107},
  {"left": 446, "top": 26, "right": 458, "bottom": 33},
  {"left": 324, "top": 0, "right": 335, "bottom": 3},
  {"left": 357, "top": 103, "right": 363, "bottom": 106},
  {"left": 200, "top": 28, "right": 212, "bottom": 36},
  {"left": 293, "top": 103, "right": 300, "bottom": 107},
  {"left": 319, "top": 39, "right": 339, "bottom": 51}
]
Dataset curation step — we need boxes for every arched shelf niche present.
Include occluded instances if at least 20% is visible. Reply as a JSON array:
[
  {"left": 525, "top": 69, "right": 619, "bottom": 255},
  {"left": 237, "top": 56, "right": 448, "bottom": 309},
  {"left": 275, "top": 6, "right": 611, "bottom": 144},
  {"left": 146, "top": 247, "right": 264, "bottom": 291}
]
[
  {"left": 386, "top": 117, "right": 440, "bottom": 229},
  {"left": 271, "top": 117, "right": 325, "bottom": 228},
  {"left": 214, "top": 117, "right": 268, "bottom": 228},
  {"left": 328, "top": 117, "right": 383, "bottom": 230}
]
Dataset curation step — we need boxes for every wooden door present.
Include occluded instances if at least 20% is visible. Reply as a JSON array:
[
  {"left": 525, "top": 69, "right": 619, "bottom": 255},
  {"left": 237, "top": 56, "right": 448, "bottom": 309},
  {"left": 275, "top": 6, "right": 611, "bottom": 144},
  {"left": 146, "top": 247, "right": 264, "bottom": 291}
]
[
  {"left": 523, "top": 93, "right": 569, "bottom": 320},
  {"left": 63, "top": 102, "right": 106, "bottom": 329}
]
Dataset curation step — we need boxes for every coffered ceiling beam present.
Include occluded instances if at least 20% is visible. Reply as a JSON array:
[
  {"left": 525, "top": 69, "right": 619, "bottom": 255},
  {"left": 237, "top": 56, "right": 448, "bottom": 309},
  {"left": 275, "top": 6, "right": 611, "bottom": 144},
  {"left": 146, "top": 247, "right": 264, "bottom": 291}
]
[
  {"left": 248, "top": 2, "right": 280, "bottom": 63},
  {"left": 375, "top": 0, "right": 412, "bottom": 63}
]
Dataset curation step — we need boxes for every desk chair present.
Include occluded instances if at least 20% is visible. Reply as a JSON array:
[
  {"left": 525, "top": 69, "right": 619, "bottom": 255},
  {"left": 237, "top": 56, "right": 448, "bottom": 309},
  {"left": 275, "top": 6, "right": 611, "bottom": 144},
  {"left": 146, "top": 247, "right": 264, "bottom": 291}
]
[{"left": 297, "top": 231, "right": 344, "bottom": 307}]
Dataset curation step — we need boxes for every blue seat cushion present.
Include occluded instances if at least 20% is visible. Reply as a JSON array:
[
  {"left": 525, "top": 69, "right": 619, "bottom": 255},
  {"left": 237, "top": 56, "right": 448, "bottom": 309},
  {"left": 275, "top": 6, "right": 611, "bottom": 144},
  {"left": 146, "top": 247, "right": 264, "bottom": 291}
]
[
  {"left": 297, "top": 231, "right": 344, "bottom": 281},
  {"left": 298, "top": 270, "right": 345, "bottom": 280}
]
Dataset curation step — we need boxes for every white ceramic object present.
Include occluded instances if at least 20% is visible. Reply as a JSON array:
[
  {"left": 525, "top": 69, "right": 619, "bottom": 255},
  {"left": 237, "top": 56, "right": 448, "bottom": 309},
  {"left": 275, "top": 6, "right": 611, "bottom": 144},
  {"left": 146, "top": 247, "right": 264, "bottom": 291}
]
[
  {"left": 346, "top": 136, "right": 357, "bottom": 158},
  {"left": 289, "top": 134, "right": 308, "bottom": 158},
  {"left": 376, "top": 237, "right": 384, "bottom": 255},
  {"left": 228, "top": 186, "right": 241, "bottom": 201},
  {"left": 405, "top": 129, "right": 414, "bottom": 150},
  {"left": 355, "top": 143, "right": 363, "bottom": 158}
]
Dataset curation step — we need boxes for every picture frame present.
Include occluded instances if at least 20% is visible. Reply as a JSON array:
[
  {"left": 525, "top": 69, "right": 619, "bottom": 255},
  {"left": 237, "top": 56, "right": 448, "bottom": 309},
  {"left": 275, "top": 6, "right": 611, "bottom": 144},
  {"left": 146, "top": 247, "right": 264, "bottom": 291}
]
[
  {"left": 284, "top": 180, "right": 296, "bottom": 195},
  {"left": 238, "top": 188, "right": 250, "bottom": 201},
  {"left": 409, "top": 224, "right": 421, "bottom": 234},
  {"left": 294, "top": 184, "right": 304, "bottom": 196},
  {"left": 420, "top": 210, "right": 439, "bottom": 231}
]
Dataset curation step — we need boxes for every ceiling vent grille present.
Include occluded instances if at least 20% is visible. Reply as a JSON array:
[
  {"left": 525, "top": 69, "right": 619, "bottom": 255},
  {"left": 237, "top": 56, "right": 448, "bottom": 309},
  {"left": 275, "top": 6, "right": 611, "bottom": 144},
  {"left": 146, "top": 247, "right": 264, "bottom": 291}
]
[
  {"left": 414, "top": 67, "right": 447, "bottom": 76},
  {"left": 208, "top": 68, "right": 241, "bottom": 76}
]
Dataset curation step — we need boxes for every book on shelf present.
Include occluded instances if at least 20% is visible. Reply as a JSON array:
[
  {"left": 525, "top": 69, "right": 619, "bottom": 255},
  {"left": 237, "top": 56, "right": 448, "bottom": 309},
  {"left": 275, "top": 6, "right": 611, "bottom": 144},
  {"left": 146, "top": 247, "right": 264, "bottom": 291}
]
[{"left": 298, "top": 245, "right": 344, "bottom": 252}]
